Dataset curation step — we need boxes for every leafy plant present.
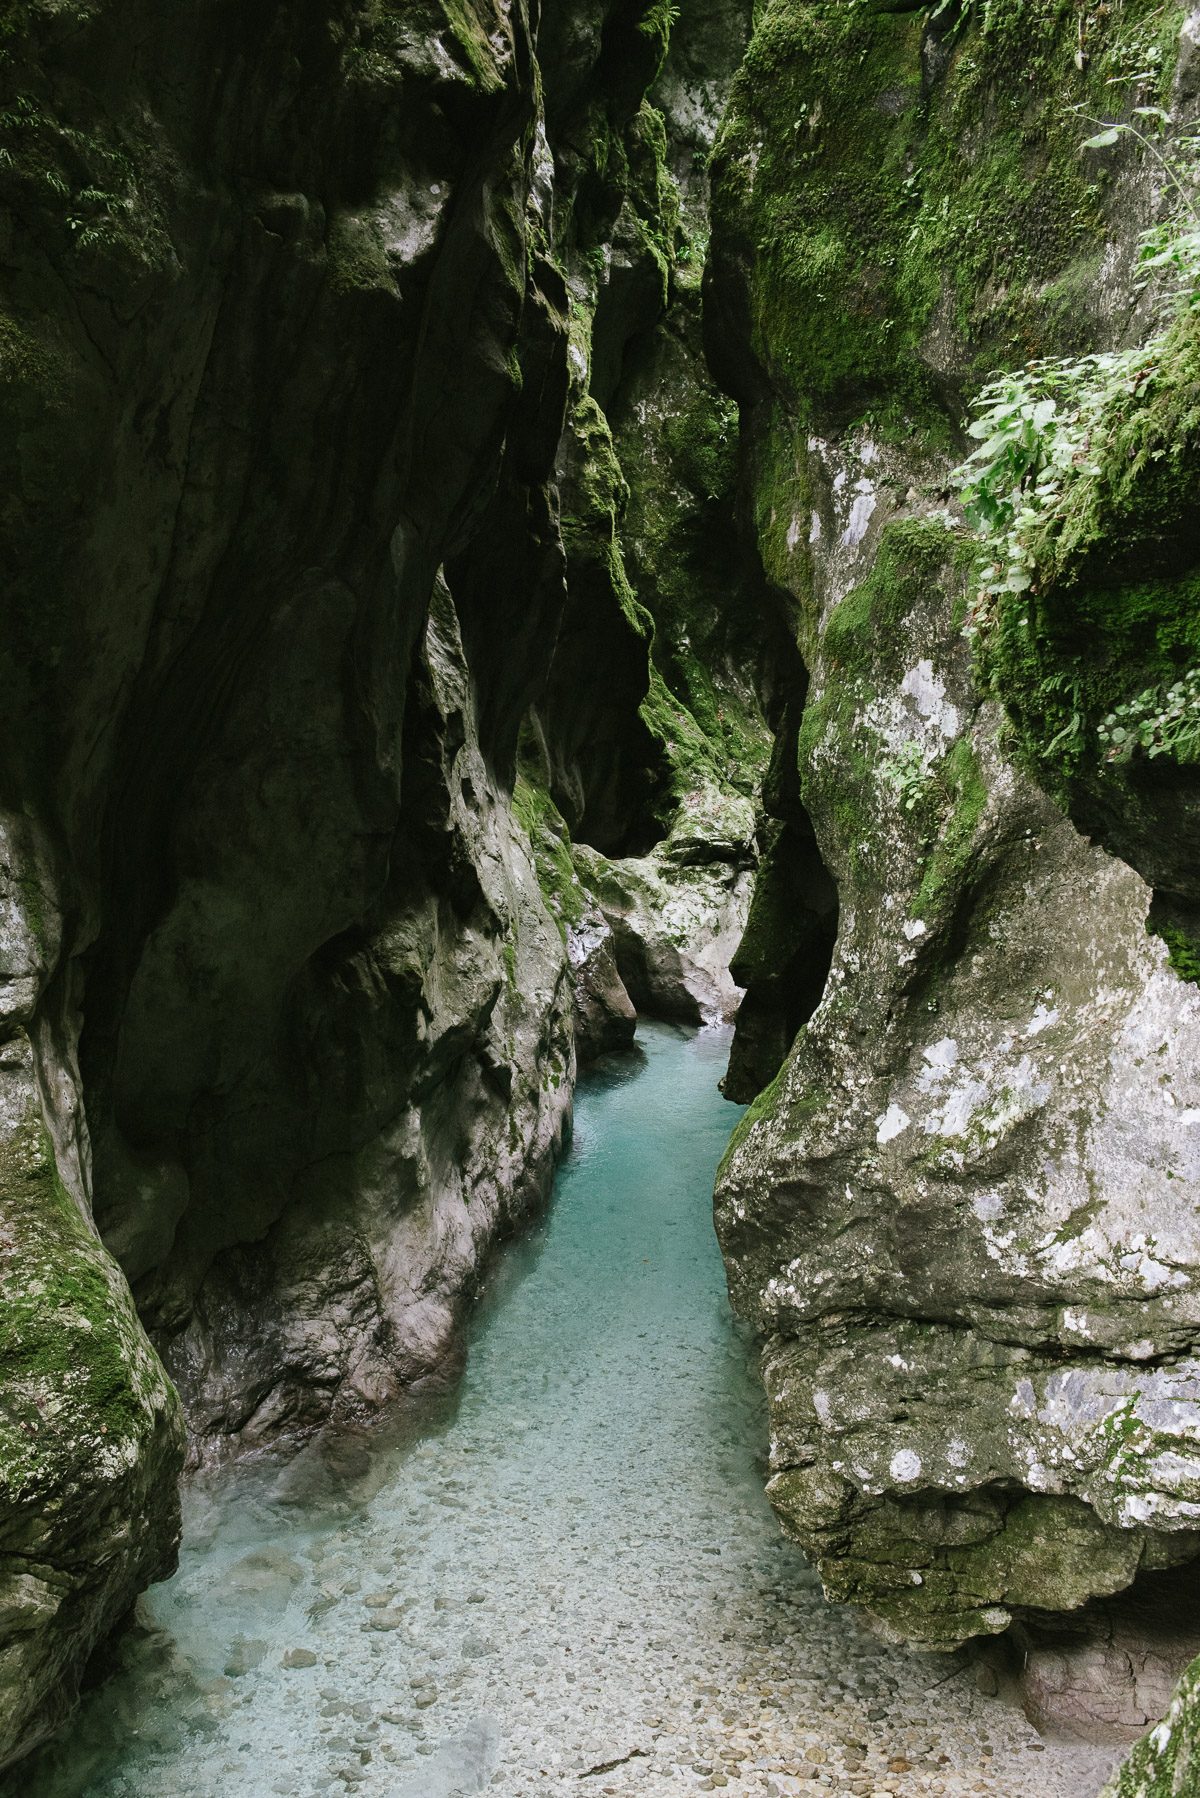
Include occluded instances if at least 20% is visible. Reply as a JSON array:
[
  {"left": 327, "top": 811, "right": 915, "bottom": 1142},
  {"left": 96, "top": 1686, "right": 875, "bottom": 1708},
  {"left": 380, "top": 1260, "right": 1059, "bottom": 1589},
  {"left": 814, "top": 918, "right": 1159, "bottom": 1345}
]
[
  {"left": 1072, "top": 104, "right": 1200, "bottom": 230},
  {"left": 955, "top": 341, "right": 1160, "bottom": 607},
  {"left": 1153, "top": 920, "right": 1200, "bottom": 986},
  {"left": 881, "top": 739, "right": 934, "bottom": 812},
  {"left": 926, "top": 0, "right": 1000, "bottom": 34},
  {"left": 1097, "top": 669, "right": 1200, "bottom": 763},
  {"left": 955, "top": 104, "right": 1200, "bottom": 625}
]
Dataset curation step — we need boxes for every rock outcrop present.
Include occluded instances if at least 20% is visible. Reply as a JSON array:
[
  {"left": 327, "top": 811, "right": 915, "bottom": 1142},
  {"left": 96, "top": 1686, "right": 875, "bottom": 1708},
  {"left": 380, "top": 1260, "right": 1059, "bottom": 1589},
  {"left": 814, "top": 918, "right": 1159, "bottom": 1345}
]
[
  {"left": 0, "top": 1003, "right": 182, "bottom": 1770},
  {"left": 709, "top": 0, "right": 1200, "bottom": 1694},
  {"left": 0, "top": 0, "right": 769, "bottom": 1763},
  {"left": 1105, "top": 1648, "right": 1200, "bottom": 1795}
]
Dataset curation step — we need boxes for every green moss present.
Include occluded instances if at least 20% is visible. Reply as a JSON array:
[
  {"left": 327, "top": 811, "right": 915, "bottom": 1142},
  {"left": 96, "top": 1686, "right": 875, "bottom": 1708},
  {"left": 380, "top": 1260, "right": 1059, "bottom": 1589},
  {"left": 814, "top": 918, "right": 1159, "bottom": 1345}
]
[
  {"left": 513, "top": 772, "right": 586, "bottom": 937},
  {"left": 635, "top": 0, "right": 679, "bottom": 71},
  {"left": 0, "top": 1109, "right": 178, "bottom": 1505},
  {"left": 719, "top": 1068, "right": 826, "bottom": 1181},
  {"left": 563, "top": 396, "right": 633, "bottom": 545},
  {"left": 565, "top": 82, "right": 682, "bottom": 280},
  {"left": 803, "top": 1481, "right": 1145, "bottom": 1648},
  {"left": 1105, "top": 1652, "right": 1200, "bottom": 1797},
  {"left": 911, "top": 736, "right": 988, "bottom": 922},
  {"left": 434, "top": 0, "right": 507, "bottom": 92},
  {"left": 565, "top": 362, "right": 770, "bottom": 819},
  {"left": 941, "top": 1490, "right": 1140, "bottom": 1610},
  {"left": 616, "top": 347, "right": 772, "bottom": 798},
  {"left": 0, "top": 6, "right": 172, "bottom": 266},
  {"left": 638, "top": 663, "right": 738, "bottom": 803},
  {"left": 618, "top": 100, "right": 682, "bottom": 285},
  {"left": 796, "top": 518, "right": 974, "bottom": 890},
  {"left": 981, "top": 302, "right": 1200, "bottom": 798},
  {"left": 325, "top": 212, "right": 394, "bottom": 297},
  {"left": 712, "top": 0, "right": 1187, "bottom": 442},
  {"left": 827, "top": 518, "right": 966, "bottom": 678}
]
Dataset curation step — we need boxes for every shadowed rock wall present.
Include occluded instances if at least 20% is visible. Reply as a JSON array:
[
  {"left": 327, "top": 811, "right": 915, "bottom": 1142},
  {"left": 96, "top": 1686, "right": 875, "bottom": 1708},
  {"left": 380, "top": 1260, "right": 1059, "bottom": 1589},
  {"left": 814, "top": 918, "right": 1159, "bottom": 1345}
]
[{"left": 0, "top": 0, "right": 775, "bottom": 1764}]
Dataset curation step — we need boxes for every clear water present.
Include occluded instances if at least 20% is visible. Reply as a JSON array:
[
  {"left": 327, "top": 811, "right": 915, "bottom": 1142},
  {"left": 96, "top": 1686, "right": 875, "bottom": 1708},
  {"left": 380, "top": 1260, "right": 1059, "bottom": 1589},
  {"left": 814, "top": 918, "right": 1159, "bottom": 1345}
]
[{"left": 16, "top": 1023, "right": 1118, "bottom": 1798}]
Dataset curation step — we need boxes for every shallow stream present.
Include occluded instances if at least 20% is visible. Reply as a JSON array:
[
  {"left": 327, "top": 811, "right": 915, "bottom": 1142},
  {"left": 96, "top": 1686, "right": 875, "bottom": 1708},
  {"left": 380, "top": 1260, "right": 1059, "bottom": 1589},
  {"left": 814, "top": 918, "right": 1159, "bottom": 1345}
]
[{"left": 19, "top": 1024, "right": 1119, "bottom": 1797}]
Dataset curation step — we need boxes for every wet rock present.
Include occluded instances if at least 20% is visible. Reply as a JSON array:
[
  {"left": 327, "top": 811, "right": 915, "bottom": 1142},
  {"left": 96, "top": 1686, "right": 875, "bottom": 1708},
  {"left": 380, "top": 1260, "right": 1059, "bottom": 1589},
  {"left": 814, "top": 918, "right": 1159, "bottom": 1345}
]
[
  {"left": 568, "top": 912, "right": 639, "bottom": 1063},
  {"left": 229, "top": 1550, "right": 306, "bottom": 1598},
  {"left": 0, "top": 1030, "right": 183, "bottom": 1770},
  {"left": 393, "top": 1716, "right": 501, "bottom": 1796},
  {"left": 224, "top": 1638, "right": 269, "bottom": 1679},
  {"left": 575, "top": 794, "right": 756, "bottom": 1029}
]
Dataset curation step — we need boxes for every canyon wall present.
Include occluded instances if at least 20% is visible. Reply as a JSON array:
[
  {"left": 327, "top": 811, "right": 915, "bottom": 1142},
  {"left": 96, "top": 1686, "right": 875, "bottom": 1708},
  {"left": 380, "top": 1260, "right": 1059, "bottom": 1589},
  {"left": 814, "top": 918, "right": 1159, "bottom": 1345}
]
[
  {"left": 5, "top": 0, "right": 1200, "bottom": 1780},
  {"left": 0, "top": 0, "right": 767, "bottom": 1763},
  {"left": 708, "top": 0, "right": 1200, "bottom": 1754}
]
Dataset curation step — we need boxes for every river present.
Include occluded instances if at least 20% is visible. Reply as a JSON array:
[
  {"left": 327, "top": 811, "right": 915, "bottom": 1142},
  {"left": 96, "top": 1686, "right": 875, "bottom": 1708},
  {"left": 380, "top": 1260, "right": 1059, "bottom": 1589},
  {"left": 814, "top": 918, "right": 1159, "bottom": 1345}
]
[{"left": 18, "top": 1024, "right": 1118, "bottom": 1797}]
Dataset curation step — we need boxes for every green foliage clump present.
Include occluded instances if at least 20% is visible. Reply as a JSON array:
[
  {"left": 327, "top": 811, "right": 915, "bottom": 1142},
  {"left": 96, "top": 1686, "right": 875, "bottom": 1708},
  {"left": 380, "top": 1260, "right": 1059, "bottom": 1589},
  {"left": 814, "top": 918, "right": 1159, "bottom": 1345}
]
[
  {"left": 635, "top": 0, "right": 680, "bottom": 75},
  {"left": 1150, "top": 919, "right": 1200, "bottom": 984},
  {"left": 1098, "top": 667, "right": 1200, "bottom": 763},
  {"left": 948, "top": 83, "right": 1200, "bottom": 795},
  {"left": 956, "top": 343, "right": 1163, "bottom": 605},
  {"left": 964, "top": 272, "right": 1200, "bottom": 795},
  {"left": 880, "top": 739, "right": 932, "bottom": 813},
  {"left": 0, "top": 5, "right": 171, "bottom": 264}
]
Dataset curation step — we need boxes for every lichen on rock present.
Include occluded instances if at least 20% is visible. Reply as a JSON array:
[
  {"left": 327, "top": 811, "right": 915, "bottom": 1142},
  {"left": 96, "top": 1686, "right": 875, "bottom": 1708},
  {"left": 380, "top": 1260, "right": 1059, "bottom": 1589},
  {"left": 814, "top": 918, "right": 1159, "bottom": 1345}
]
[{"left": 1103, "top": 1649, "right": 1200, "bottom": 1795}]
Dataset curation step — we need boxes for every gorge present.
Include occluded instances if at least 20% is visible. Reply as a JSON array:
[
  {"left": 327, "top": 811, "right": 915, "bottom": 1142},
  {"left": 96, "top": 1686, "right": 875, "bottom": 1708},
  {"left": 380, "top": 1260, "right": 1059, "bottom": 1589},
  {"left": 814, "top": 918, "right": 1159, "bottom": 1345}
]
[{"left": 2, "top": 0, "right": 1200, "bottom": 1793}]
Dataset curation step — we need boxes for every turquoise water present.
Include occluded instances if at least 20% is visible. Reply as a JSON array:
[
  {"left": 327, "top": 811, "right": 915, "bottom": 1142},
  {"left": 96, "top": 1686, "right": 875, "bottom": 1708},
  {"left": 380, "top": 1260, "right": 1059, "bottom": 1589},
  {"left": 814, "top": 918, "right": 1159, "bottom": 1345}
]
[
  {"left": 19, "top": 1026, "right": 770, "bottom": 1796},
  {"left": 16, "top": 1024, "right": 1118, "bottom": 1797}
]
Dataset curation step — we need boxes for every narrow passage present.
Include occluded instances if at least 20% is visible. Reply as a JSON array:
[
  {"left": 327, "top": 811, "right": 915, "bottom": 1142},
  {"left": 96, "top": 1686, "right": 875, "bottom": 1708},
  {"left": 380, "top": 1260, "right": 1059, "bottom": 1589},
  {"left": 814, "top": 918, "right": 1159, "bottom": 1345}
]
[{"left": 21, "top": 1026, "right": 1120, "bottom": 1797}]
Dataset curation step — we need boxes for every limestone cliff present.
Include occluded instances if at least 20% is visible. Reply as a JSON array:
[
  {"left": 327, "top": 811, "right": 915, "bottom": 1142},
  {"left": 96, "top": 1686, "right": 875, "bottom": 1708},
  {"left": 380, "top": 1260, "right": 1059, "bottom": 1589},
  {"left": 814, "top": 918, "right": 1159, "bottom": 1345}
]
[
  {"left": 0, "top": 0, "right": 767, "bottom": 1764},
  {"left": 708, "top": 0, "right": 1200, "bottom": 1739},
  {"left": 6, "top": 0, "right": 1200, "bottom": 1779}
]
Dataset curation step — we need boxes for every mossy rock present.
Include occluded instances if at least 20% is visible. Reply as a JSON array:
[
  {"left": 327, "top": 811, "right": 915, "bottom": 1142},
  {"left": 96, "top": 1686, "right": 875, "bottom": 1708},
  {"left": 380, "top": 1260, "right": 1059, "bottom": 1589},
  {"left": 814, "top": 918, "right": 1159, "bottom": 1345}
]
[
  {"left": 0, "top": 1093, "right": 183, "bottom": 1767},
  {"left": 711, "top": 0, "right": 1186, "bottom": 439},
  {"left": 1104, "top": 1652, "right": 1200, "bottom": 1797},
  {"left": 980, "top": 302, "right": 1200, "bottom": 938}
]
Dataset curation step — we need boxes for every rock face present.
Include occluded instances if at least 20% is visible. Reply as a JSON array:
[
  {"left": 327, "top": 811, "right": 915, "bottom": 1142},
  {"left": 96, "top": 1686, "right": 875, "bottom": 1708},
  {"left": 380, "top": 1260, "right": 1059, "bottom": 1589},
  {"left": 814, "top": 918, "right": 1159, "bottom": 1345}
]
[
  {"left": 1104, "top": 1649, "right": 1200, "bottom": 1795},
  {"left": 8, "top": 0, "right": 1200, "bottom": 1777},
  {"left": 0, "top": 667, "right": 184, "bottom": 1774},
  {"left": 0, "top": 0, "right": 768, "bottom": 1763},
  {"left": 709, "top": 0, "right": 1200, "bottom": 1680},
  {"left": 0, "top": 1013, "right": 182, "bottom": 1770},
  {"left": 163, "top": 581, "right": 576, "bottom": 1448}
]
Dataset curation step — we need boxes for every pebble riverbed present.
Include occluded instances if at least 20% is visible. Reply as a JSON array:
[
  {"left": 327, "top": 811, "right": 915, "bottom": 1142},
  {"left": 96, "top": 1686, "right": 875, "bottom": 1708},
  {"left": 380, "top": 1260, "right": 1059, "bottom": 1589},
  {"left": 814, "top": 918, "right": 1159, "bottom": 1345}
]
[{"left": 18, "top": 1025, "right": 1122, "bottom": 1798}]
